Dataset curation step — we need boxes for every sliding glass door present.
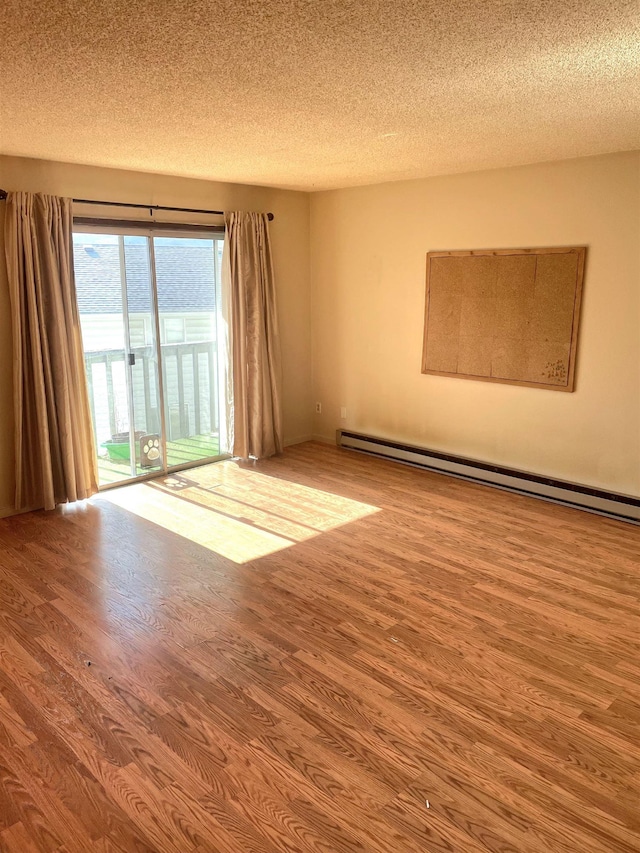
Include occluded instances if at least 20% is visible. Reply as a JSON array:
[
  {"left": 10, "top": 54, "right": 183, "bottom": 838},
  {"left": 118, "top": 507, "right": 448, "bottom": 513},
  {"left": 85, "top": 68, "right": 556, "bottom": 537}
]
[
  {"left": 73, "top": 228, "right": 227, "bottom": 487},
  {"left": 154, "top": 236, "right": 224, "bottom": 468}
]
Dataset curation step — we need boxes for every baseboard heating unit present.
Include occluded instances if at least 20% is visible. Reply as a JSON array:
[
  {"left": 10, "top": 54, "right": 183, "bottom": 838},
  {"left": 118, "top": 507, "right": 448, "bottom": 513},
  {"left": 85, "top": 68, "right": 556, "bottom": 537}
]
[{"left": 336, "top": 430, "right": 640, "bottom": 524}]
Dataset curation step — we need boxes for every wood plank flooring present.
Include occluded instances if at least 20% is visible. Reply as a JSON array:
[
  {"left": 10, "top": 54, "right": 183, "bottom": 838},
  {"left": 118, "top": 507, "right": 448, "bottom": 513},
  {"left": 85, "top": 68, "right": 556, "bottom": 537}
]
[{"left": 0, "top": 440, "right": 638, "bottom": 852}]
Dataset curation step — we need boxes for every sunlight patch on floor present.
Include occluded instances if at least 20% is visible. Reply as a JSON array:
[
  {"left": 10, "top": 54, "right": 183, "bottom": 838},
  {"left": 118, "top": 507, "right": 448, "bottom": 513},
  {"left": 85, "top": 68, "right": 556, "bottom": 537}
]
[{"left": 99, "top": 461, "right": 380, "bottom": 564}]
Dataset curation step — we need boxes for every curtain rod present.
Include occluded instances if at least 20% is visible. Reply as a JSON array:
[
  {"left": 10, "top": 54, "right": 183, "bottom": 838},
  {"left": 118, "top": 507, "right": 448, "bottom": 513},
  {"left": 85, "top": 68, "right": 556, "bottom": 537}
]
[{"left": 0, "top": 190, "right": 274, "bottom": 221}]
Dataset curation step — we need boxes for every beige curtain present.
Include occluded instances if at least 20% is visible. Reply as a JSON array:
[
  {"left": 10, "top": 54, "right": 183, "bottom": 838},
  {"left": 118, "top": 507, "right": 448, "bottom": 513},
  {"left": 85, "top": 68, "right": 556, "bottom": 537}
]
[
  {"left": 4, "top": 192, "right": 98, "bottom": 511},
  {"left": 224, "top": 211, "right": 283, "bottom": 459}
]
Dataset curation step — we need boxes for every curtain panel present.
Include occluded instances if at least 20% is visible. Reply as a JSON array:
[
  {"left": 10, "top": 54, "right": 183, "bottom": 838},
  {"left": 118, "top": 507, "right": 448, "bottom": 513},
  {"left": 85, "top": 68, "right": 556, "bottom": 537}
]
[
  {"left": 224, "top": 211, "right": 283, "bottom": 459},
  {"left": 4, "top": 192, "right": 98, "bottom": 510}
]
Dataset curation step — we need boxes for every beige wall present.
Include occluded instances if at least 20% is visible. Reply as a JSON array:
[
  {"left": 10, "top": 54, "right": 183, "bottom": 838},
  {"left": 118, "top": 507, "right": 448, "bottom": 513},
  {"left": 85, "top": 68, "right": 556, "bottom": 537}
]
[
  {"left": 310, "top": 151, "right": 640, "bottom": 496},
  {"left": 2, "top": 151, "right": 638, "bottom": 512},
  {"left": 0, "top": 156, "right": 312, "bottom": 515}
]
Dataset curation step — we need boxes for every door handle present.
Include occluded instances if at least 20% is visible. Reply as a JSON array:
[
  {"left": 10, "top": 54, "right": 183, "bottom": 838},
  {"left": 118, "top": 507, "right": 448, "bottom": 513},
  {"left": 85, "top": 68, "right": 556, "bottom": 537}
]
[{"left": 128, "top": 353, "right": 136, "bottom": 366}]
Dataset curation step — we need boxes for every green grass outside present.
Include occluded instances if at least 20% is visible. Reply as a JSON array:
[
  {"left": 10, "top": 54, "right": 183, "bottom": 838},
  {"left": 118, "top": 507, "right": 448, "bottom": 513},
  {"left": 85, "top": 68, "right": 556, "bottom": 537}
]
[{"left": 97, "top": 434, "right": 221, "bottom": 486}]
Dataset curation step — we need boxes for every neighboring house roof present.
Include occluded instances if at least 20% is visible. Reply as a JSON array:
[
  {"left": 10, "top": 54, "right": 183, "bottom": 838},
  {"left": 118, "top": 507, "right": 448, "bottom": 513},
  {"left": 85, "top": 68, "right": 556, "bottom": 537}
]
[{"left": 73, "top": 242, "right": 219, "bottom": 314}]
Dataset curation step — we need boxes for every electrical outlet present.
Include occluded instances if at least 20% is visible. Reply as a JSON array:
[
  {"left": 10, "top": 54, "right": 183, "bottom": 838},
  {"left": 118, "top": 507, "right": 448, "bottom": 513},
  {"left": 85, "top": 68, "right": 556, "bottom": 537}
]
[
  {"left": 315, "top": 402, "right": 322, "bottom": 414},
  {"left": 340, "top": 407, "right": 347, "bottom": 419}
]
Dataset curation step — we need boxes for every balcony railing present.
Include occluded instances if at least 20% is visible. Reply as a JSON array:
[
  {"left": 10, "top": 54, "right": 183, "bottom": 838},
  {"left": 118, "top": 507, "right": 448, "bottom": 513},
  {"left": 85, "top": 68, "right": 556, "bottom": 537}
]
[{"left": 84, "top": 341, "right": 218, "bottom": 449}]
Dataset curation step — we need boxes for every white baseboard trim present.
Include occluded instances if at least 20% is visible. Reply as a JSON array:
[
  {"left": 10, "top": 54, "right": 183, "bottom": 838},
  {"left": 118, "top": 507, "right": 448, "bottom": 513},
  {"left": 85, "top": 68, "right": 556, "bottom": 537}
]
[
  {"left": 311, "top": 433, "right": 336, "bottom": 445},
  {"left": 284, "top": 434, "right": 314, "bottom": 448},
  {"left": 0, "top": 504, "right": 41, "bottom": 520}
]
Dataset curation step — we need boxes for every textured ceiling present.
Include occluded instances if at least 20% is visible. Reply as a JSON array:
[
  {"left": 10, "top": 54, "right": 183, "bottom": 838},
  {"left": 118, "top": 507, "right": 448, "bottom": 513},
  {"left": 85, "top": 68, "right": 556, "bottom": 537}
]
[{"left": 1, "top": 0, "right": 639, "bottom": 191}]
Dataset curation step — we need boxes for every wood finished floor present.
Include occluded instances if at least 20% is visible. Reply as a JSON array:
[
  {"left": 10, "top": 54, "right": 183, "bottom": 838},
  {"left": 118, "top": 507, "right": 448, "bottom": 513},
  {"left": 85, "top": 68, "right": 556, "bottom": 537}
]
[{"left": 0, "top": 441, "right": 639, "bottom": 853}]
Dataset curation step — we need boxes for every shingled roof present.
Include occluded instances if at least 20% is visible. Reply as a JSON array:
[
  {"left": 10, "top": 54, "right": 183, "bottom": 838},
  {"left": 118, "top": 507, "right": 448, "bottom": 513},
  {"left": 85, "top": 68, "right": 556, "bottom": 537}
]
[{"left": 73, "top": 240, "right": 220, "bottom": 314}]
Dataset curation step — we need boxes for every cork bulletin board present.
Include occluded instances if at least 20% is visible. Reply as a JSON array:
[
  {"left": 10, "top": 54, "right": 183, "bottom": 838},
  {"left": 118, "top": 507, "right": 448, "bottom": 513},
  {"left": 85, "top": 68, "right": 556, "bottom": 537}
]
[{"left": 421, "top": 247, "right": 586, "bottom": 392}]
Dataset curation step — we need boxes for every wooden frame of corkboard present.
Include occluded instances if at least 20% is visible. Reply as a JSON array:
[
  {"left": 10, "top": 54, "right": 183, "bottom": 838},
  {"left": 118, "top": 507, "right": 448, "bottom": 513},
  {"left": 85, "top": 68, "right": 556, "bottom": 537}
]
[{"left": 421, "top": 246, "right": 586, "bottom": 392}]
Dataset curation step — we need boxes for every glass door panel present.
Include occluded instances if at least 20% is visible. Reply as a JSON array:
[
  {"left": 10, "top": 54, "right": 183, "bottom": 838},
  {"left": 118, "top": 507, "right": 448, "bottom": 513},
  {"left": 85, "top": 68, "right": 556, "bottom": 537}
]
[
  {"left": 123, "top": 235, "right": 165, "bottom": 477},
  {"left": 154, "top": 236, "right": 224, "bottom": 468},
  {"left": 74, "top": 232, "right": 165, "bottom": 486}
]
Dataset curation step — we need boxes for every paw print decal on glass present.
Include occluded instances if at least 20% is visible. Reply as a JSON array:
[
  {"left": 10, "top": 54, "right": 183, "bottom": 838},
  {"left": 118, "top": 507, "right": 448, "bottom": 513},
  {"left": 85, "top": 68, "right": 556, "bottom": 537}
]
[
  {"left": 140, "top": 434, "right": 162, "bottom": 468},
  {"left": 144, "top": 438, "right": 161, "bottom": 460}
]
